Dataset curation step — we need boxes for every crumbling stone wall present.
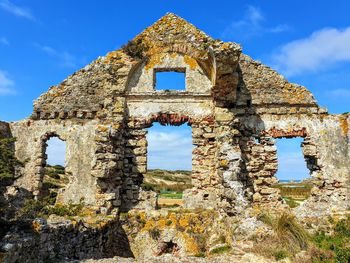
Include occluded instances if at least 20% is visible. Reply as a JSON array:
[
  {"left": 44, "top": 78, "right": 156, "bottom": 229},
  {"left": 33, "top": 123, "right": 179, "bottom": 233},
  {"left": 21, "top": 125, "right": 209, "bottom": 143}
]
[
  {"left": 2, "top": 13, "right": 348, "bottom": 219},
  {"left": 9, "top": 120, "right": 98, "bottom": 205}
]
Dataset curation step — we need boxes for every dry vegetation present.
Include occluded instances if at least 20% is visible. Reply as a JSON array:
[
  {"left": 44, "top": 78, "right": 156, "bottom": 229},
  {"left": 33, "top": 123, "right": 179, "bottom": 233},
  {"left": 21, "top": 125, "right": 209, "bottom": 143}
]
[{"left": 251, "top": 212, "right": 350, "bottom": 262}]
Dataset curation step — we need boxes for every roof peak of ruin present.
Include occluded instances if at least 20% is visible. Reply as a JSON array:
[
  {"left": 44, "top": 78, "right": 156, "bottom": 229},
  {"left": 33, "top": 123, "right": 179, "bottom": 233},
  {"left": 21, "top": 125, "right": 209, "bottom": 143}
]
[{"left": 134, "top": 12, "right": 213, "bottom": 41}]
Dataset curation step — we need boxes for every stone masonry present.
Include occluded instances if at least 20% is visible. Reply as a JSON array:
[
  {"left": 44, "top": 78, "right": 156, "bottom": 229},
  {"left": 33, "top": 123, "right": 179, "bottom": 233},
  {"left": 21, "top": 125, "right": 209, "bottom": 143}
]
[{"left": 1, "top": 13, "right": 349, "bottom": 218}]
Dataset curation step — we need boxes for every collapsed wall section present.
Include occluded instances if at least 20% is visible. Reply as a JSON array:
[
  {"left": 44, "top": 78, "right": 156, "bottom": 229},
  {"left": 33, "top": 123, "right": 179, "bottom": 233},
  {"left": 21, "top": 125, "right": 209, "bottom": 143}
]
[{"left": 9, "top": 120, "right": 99, "bottom": 205}]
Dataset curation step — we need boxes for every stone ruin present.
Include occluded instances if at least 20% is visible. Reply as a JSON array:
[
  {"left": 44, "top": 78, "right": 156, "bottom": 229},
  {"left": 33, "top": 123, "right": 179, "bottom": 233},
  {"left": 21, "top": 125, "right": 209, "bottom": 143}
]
[{"left": 1, "top": 13, "right": 349, "bottom": 219}]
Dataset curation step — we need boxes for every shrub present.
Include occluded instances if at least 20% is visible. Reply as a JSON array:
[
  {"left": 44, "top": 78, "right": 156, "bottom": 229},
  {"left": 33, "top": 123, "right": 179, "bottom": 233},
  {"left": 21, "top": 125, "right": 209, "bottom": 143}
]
[
  {"left": 0, "top": 138, "right": 22, "bottom": 182},
  {"left": 17, "top": 198, "right": 85, "bottom": 219},
  {"left": 274, "top": 249, "right": 288, "bottom": 260},
  {"left": 121, "top": 39, "right": 148, "bottom": 59},
  {"left": 312, "top": 215, "right": 350, "bottom": 263}
]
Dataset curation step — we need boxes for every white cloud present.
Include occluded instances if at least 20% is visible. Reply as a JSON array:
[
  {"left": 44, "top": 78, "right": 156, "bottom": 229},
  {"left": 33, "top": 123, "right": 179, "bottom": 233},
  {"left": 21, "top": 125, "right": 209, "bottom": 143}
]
[
  {"left": 46, "top": 137, "right": 66, "bottom": 166},
  {"left": 0, "top": 37, "right": 9, "bottom": 45},
  {"left": 272, "top": 27, "right": 350, "bottom": 76},
  {"left": 0, "top": 0, "right": 35, "bottom": 20},
  {"left": 35, "top": 43, "right": 78, "bottom": 68},
  {"left": 147, "top": 127, "right": 193, "bottom": 171},
  {"left": 222, "top": 5, "right": 289, "bottom": 40},
  {"left": 0, "top": 70, "right": 15, "bottom": 95}
]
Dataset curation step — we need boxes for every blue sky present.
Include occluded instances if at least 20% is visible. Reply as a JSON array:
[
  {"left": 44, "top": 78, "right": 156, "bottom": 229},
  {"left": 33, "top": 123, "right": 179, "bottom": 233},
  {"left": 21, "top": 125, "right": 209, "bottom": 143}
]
[{"left": 1, "top": 1, "right": 349, "bottom": 179}]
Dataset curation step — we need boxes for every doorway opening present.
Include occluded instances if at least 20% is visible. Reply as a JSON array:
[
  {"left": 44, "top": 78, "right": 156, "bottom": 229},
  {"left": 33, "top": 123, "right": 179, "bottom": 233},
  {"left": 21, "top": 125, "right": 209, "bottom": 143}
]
[
  {"left": 273, "top": 137, "right": 312, "bottom": 208},
  {"left": 42, "top": 136, "right": 68, "bottom": 204},
  {"left": 143, "top": 122, "right": 193, "bottom": 208}
]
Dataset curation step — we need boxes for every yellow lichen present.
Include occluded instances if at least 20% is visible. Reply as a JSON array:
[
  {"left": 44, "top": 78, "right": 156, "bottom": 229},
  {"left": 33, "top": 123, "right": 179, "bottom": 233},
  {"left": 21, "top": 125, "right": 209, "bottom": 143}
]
[
  {"left": 339, "top": 114, "right": 349, "bottom": 137},
  {"left": 220, "top": 159, "right": 229, "bottom": 168},
  {"left": 145, "top": 53, "right": 165, "bottom": 70},
  {"left": 97, "top": 125, "right": 109, "bottom": 132},
  {"left": 184, "top": 55, "right": 198, "bottom": 70},
  {"left": 180, "top": 232, "right": 200, "bottom": 255},
  {"left": 103, "top": 50, "right": 124, "bottom": 64},
  {"left": 179, "top": 216, "right": 190, "bottom": 228},
  {"left": 32, "top": 220, "right": 42, "bottom": 232}
]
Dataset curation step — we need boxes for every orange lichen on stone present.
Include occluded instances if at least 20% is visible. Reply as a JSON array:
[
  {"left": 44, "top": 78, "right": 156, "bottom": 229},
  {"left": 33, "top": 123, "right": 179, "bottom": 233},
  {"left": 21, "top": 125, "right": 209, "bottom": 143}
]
[
  {"left": 145, "top": 53, "right": 165, "bottom": 70},
  {"left": 103, "top": 50, "right": 125, "bottom": 64},
  {"left": 179, "top": 216, "right": 190, "bottom": 228},
  {"left": 180, "top": 232, "right": 200, "bottom": 255},
  {"left": 220, "top": 159, "right": 229, "bottom": 168},
  {"left": 97, "top": 125, "right": 109, "bottom": 132},
  {"left": 184, "top": 55, "right": 198, "bottom": 70},
  {"left": 47, "top": 85, "right": 64, "bottom": 98},
  {"left": 169, "top": 52, "right": 177, "bottom": 59},
  {"left": 339, "top": 114, "right": 349, "bottom": 137},
  {"left": 32, "top": 220, "right": 42, "bottom": 232}
]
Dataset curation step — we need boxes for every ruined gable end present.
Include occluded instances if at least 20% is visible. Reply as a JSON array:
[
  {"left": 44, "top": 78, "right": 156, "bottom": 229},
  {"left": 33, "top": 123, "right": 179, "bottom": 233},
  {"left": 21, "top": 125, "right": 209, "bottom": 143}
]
[{"left": 2, "top": 13, "right": 348, "bottom": 226}]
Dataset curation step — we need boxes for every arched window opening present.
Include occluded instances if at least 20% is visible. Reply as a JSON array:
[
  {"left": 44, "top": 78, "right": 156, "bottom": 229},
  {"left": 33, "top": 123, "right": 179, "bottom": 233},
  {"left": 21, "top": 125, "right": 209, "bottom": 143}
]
[
  {"left": 42, "top": 136, "right": 68, "bottom": 204},
  {"left": 143, "top": 122, "right": 193, "bottom": 208},
  {"left": 273, "top": 137, "right": 312, "bottom": 208}
]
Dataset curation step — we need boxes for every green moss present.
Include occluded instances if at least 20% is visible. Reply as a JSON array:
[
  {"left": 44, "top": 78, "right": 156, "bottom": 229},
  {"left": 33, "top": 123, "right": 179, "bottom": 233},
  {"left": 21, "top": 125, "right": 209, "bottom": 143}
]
[
  {"left": 149, "top": 227, "right": 161, "bottom": 240},
  {"left": 194, "top": 252, "right": 205, "bottom": 257},
  {"left": 210, "top": 245, "right": 231, "bottom": 254}
]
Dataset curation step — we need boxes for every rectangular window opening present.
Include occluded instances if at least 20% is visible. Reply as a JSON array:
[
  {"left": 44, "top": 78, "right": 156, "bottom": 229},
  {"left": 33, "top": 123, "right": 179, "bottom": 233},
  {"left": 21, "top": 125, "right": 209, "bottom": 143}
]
[
  {"left": 154, "top": 70, "right": 186, "bottom": 91},
  {"left": 274, "top": 137, "right": 312, "bottom": 208}
]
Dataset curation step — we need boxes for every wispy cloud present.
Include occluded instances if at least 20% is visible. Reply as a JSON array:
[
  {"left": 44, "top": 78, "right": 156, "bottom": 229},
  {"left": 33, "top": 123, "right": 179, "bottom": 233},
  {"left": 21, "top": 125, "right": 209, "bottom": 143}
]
[
  {"left": 35, "top": 43, "right": 78, "bottom": 68},
  {"left": 0, "top": 37, "right": 9, "bottom": 45},
  {"left": 325, "top": 88, "right": 350, "bottom": 99},
  {"left": 272, "top": 27, "right": 350, "bottom": 76},
  {"left": 147, "top": 125, "right": 193, "bottom": 171},
  {"left": 0, "top": 70, "right": 15, "bottom": 95},
  {"left": 0, "top": 0, "right": 35, "bottom": 20},
  {"left": 222, "top": 5, "right": 289, "bottom": 40}
]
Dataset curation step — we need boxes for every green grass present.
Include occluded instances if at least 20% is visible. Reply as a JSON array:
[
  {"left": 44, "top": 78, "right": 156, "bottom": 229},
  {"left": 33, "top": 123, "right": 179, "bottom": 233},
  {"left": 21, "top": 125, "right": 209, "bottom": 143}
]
[
  {"left": 159, "top": 193, "right": 183, "bottom": 199},
  {"left": 210, "top": 245, "right": 231, "bottom": 254},
  {"left": 283, "top": 197, "right": 301, "bottom": 208},
  {"left": 312, "top": 215, "right": 350, "bottom": 263}
]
